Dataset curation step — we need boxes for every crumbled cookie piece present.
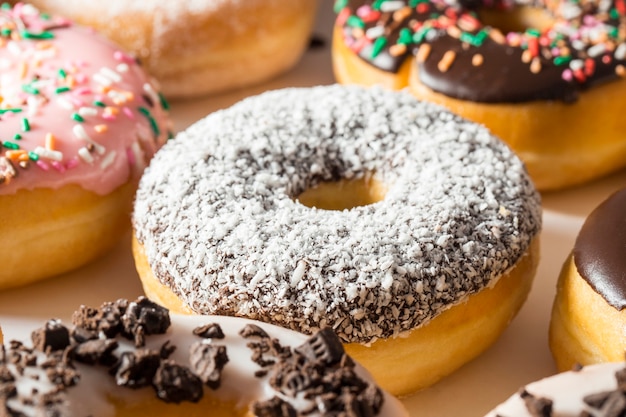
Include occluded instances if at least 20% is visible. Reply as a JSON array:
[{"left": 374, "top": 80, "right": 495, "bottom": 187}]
[
  {"left": 193, "top": 323, "right": 225, "bottom": 339},
  {"left": 153, "top": 360, "right": 203, "bottom": 403},
  {"left": 31, "top": 320, "right": 70, "bottom": 352},
  {"left": 189, "top": 342, "right": 228, "bottom": 389}
]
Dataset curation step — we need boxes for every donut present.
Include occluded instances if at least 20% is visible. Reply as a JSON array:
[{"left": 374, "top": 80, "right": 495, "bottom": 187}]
[
  {"left": 332, "top": 0, "right": 626, "bottom": 191},
  {"left": 485, "top": 361, "right": 626, "bottom": 416},
  {"left": 549, "top": 188, "right": 626, "bottom": 372},
  {"left": 0, "top": 4, "right": 170, "bottom": 289},
  {"left": 14, "top": 0, "right": 321, "bottom": 99},
  {"left": 0, "top": 296, "right": 408, "bottom": 416},
  {"left": 131, "top": 84, "right": 542, "bottom": 396}
]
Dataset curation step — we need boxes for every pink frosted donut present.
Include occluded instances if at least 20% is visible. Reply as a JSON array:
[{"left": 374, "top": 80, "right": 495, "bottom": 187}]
[
  {"left": 16, "top": 0, "right": 321, "bottom": 99},
  {"left": 0, "top": 3, "right": 170, "bottom": 289}
]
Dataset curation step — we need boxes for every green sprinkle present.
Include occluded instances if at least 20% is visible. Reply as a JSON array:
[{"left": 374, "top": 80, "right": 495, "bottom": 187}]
[
  {"left": 413, "top": 26, "right": 432, "bottom": 43},
  {"left": 0, "top": 3, "right": 11, "bottom": 11},
  {"left": 40, "top": 12, "right": 50, "bottom": 20},
  {"left": 28, "top": 151, "right": 39, "bottom": 161},
  {"left": 398, "top": 28, "right": 414, "bottom": 45},
  {"left": 525, "top": 28, "right": 541, "bottom": 38},
  {"left": 13, "top": 134, "right": 21, "bottom": 140},
  {"left": 58, "top": 69, "right": 67, "bottom": 79},
  {"left": 609, "top": 26, "right": 619, "bottom": 39},
  {"left": 21, "top": 84, "right": 39, "bottom": 95},
  {"left": 55, "top": 86, "right": 71, "bottom": 94},
  {"left": 460, "top": 29, "right": 489, "bottom": 47},
  {"left": 334, "top": 0, "right": 349, "bottom": 13},
  {"left": 553, "top": 55, "right": 572, "bottom": 66},
  {"left": 71, "top": 113, "right": 85, "bottom": 122},
  {"left": 346, "top": 15, "right": 365, "bottom": 29},
  {"left": 20, "top": 30, "right": 55, "bottom": 40},
  {"left": 3, "top": 141, "right": 19, "bottom": 150},
  {"left": 372, "top": 0, "right": 386, "bottom": 11},
  {"left": 138, "top": 107, "right": 160, "bottom": 136},
  {"left": 409, "top": 0, "right": 421, "bottom": 6},
  {"left": 371, "top": 37, "right": 388, "bottom": 58},
  {"left": 158, "top": 92, "right": 170, "bottom": 111},
  {"left": 93, "top": 100, "right": 106, "bottom": 108},
  {"left": 0, "top": 108, "right": 22, "bottom": 114},
  {"left": 168, "top": 130, "right": 175, "bottom": 140},
  {"left": 0, "top": 28, "right": 10, "bottom": 37},
  {"left": 21, "top": 118, "right": 30, "bottom": 132}
]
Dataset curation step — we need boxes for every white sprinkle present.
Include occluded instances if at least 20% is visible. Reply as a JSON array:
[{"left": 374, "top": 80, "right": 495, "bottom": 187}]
[
  {"left": 92, "top": 73, "right": 112, "bottom": 87},
  {"left": 587, "top": 43, "right": 606, "bottom": 58},
  {"left": 380, "top": 1, "right": 404, "bottom": 12},
  {"left": 77, "top": 107, "right": 98, "bottom": 117},
  {"left": 143, "top": 83, "right": 160, "bottom": 106},
  {"left": 56, "top": 97, "right": 75, "bottom": 110},
  {"left": 116, "top": 63, "right": 129, "bottom": 73},
  {"left": 73, "top": 125, "right": 105, "bottom": 155},
  {"left": 7, "top": 41, "right": 21, "bottom": 56},
  {"left": 615, "top": 43, "right": 626, "bottom": 60},
  {"left": 100, "top": 67, "right": 122, "bottom": 83},
  {"left": 33, "top": 146, "right": 63, "bottom": 162},
  {"left": 100, "top": 151, "right": 116, "bottom": 170},
  {"left": 365, "top": 26, "right": 385, "bottom": 40},
  {"left": 569, "top": 59, "right": 584, "bottom": 71},
  {"left": 78, "top": 147, "right": 94, "bottom": 164}
]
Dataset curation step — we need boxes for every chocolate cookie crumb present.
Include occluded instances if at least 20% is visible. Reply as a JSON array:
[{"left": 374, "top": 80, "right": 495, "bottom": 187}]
[
  {"left": 193, "top": 323, "right": 225, "bottom": 339},
  {"left": 121, "top": 297, "right": 170, "bottom": 347},
  {"left": 153, "top": 360, "right": 203, "bottom": 403},
  {"left": 189, "top": 342, "right": 229, "bottom": 389},
  {"left": 252, "top": 396, "right": 297, "bottom": 417},
  {"left": 520, "top": 389, "right": 553, "bottom": 417},
  {"left": 295, "top": 328, "right": 344, "bottom": 366},
  {"left": 114, "top": 349, "right": 161, "bottom": 388},
  {"left": 70, "top": 338, "right": 118, "bottom": 365},
  {"left": 31, "top": 320, "right": 70, "bottom": 352},
  {"left": 240, "top": 324, "right": 269, "bottom": 339}
]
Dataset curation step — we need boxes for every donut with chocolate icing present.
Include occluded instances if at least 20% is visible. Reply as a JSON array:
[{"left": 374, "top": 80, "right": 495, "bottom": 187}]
[
  {"left": 333, "top": 0, "right": 626, "bottom": 190},
  {"left": 549, "top": 188, "right": 626, "bottom": 371},
  {"left": 14, "top": 0, "right": 321, "bottom": 99},
  {"left": 0, "top": 297, "right": 408, "bottom": 416},
  {"left": 485, "top": 361, "right": 626, "bottom": 416},
  {"left": 0, "top": 4, "right": 170, "bottom": 289},
  {"left": 132, "top": 84, "right": 542, "bottom": 395}
]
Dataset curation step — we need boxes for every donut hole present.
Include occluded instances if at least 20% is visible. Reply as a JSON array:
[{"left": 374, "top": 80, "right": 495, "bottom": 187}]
[
  {"left": 478, "top": 5, "right": 554, "bottom": 34},
  {"left": 296, "top": 176, "right": 387, "bottom": 211}
]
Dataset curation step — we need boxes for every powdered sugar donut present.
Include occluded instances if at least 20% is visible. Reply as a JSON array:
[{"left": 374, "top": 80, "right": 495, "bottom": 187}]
[
  {"left": 0, "top": 297, "right": 408, "bottom": 416},
  {"left": 18, "top": 0, "right": 320, "bottom": 99},
  {"left": 132, "top": 85, "right": 542, "bottom": 396},
  {"left": 0, "top": 4, "right": 170, "bottom": 289}
]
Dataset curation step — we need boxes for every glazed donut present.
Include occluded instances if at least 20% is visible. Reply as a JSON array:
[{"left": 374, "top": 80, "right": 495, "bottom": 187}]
[
  {"left": 0, "top": 4, "right": 170, "bottom": 289},
  {"left": 15, "top": 0, "right": 321, "bottom": 99},
  {"left": 549, "top": 188, "right": 626, "bottom": 372},
  {"left": 0, "top": 296, "right": 408, "bottom": 416},
  {"left": 132, "top": 84, "right": 542, "bottom": 396},
  {"left": 485, "top": 361, "right": 626, "bottom": 416},
  {"left": 333, "top": 0, "right": 626, "bottom": 191}
]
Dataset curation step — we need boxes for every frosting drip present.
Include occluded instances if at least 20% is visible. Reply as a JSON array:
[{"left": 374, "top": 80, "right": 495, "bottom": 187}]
[
  {"left": 573, "top": 187, "right": 626, "bottom": 310},
  {"left": 336, "top": 0, "right": 626, "bottom": 103},
  {"left": 0, "top": 3, "right": 170, "bottom": 195}
]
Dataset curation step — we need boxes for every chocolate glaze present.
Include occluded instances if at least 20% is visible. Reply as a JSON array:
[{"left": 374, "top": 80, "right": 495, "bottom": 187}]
[
  {"left": 339, "top": 0, "right": 626, "bottom": 103},
  {"left": 573, "top": 188, "right": 626, "bottom": 310}
]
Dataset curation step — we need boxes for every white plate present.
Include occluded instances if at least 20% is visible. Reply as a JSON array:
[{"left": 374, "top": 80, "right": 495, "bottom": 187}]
[{"left": 0, "top": 2, "right": 625, "bottom": 415}]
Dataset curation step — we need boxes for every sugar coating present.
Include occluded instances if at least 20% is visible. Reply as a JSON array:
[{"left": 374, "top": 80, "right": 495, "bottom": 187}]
[{"left": 133, "top": 85, "right": 542, "bottom": 344}]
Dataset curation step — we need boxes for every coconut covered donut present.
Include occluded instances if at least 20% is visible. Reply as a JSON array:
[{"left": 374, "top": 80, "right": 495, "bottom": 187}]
[
  {"left": 0, "top": 296, "right": 408, "bottom": 416},
  {"left": 15, "top": 0, "right": 320, "bottom": 99},
  {"left": 132, "top": 85, "right": 542, "bottom": 396},
  {"left": 549, "top": 188, "right": 626, "bottom": 372},
  {"left": 0, "top": 4, "right": 170, "bottom": 289},
  {"left": 485, "top": 361, "right": 626, "bottom": 416},
  {"left": 333, "top": 0, "right": 626, "bottom": 191}
]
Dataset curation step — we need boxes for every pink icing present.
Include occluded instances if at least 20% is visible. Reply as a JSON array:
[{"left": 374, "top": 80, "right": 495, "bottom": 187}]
[{"left": 0, "top": 3, "right": 170, "bottom": 195}]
